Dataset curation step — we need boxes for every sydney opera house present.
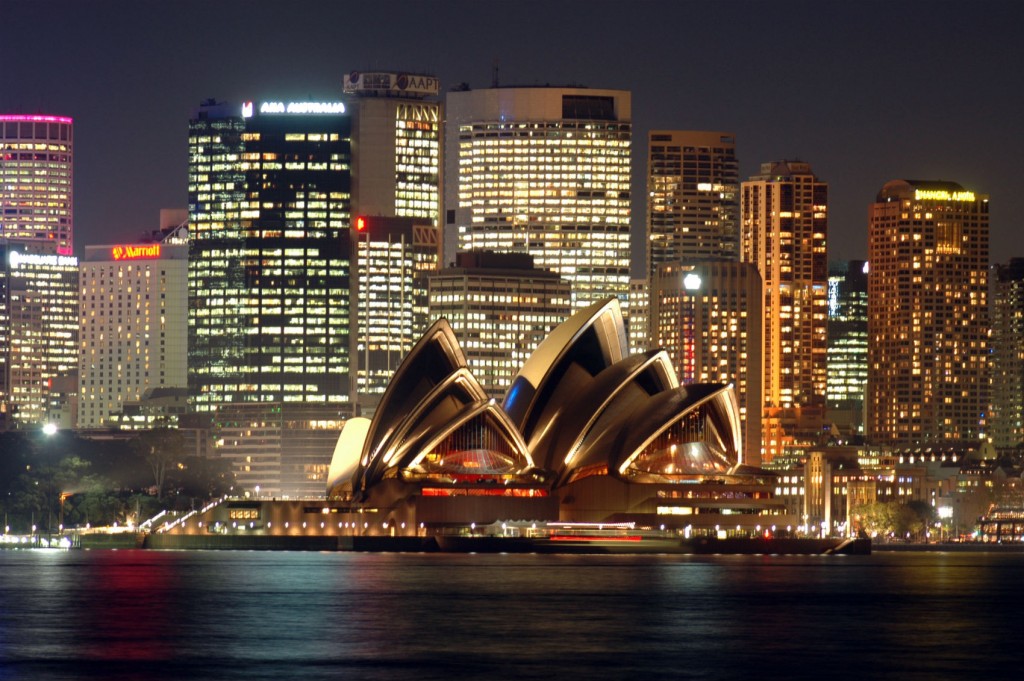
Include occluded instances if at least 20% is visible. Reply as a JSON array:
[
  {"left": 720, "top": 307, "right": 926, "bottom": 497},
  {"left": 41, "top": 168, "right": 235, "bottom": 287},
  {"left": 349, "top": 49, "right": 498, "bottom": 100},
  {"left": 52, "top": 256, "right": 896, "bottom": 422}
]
[
  {"left": 321, "top": 298, "right": 791, "bottom": 536},
  {"left": 156, "top": 298, "right": 795, "bottom": 546}
]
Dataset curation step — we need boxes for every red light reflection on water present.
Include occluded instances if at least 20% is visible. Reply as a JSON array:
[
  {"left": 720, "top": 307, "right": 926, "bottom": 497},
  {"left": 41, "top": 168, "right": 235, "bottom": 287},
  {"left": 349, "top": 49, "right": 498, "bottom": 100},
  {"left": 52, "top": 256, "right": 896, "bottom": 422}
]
[{"left": 78, "top": 551, "right": 179, "bottom": 662}]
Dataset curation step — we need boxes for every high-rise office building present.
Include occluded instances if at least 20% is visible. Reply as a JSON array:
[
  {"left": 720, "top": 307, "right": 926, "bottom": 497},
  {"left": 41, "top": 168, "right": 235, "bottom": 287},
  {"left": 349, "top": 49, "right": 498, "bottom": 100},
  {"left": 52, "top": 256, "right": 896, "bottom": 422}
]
[
  {"left": 741, "top": 161, "right": 828, "bottom": 463},
  {"left": 627, "top": 278, "right": 650, "bottom": 355},
  {"left": 826, "top": 260, "right": 868, "bottom": 438},
  {"left": 0, "top": 115, "right": 74, "bottom": 255},
  {"left": 188, "top": 98, "right": 352, "bottom": 493},
  {"left": 428, "top": 251, "right": 572, "bottom": 399},
  {"left": 867, "top": 180, "right": 989, "bottom": 447},
  {"left": 343, "top": 71, "right": 442, "bottom": 225},
  {"left": 0, "top": 245, "right": 78, "bottom": 427},
  {"left": 351, "top": 215, "right": 439, "bottom": 412},
  {"left": 188, "top": 98, "right": 352, "bottom": 413},
  {"left": 647, "top": 130, "right": 739, "bottom": 273},
  {"left": 78, "top": 235, "right": 188, "bottom": 428},
  {"left": 650, "top": 260, "right": 763, "bottom": 465},
  {"left": 446, "top": 86, "right": 631, "bottom": 310},
  {"left": 991, "top": 258, "right": 1024, "bottom": 450},
  {"left": 342, "top": 72, "right": 443, "bottom": 414}
]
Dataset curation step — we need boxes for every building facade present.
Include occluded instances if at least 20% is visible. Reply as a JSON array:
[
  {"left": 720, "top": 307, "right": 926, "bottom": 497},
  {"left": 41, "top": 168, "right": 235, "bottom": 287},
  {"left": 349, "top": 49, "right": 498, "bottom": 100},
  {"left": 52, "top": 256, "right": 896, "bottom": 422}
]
[
  {"left": 650, "top": 260, "right": 763, "bottom": 466},
  {"left": 0, "top": 115, "right": 74, "bottom": 255},
  {"left": 428, "top": 251, "right": 571, "bottom": 399},
  {"left": 826, "top": 260, "right": 869, "bottom": 438},
  {"left": 352, "top": 215, "right": 439, "bottom": 413},
  {"left": 188, "top": 99, "right": 352, "bottom": 413},
  {"left": 343, "top": 71, "right": 442, "bottom": 225},
  {"left": 867, "top": 180, "right": 989, "bottom": 447},
  {"left": 188, "top": 98, "right": 353, "bottom": 493},
  {"left": 446, "top": 86, "right": 631, "bottom": 309},
  {"left": 0, "top": 245, "right": 79, "bottom": 428},
  {"left": 647, "top": 130, "right": 739, "bottom": 272},
  {"left": 78, "top": 238, "right": 188, "bottom": 428},
  {"left": 991, "top": 258, "right": 1024, "bottom": 450},
  {"left": 627, "top": 277, "right": 649, "bottom": 355},
  {"left": 741, "top": 161, "right": 829, "bottom": 463}
]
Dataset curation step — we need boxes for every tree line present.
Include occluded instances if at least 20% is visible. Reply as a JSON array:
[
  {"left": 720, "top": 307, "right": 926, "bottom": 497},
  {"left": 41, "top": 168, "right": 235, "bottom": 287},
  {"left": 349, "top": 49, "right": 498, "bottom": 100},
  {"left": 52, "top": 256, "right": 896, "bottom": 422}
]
[{"left": 0, "top": 429, "right": 234, "bottom": 534}]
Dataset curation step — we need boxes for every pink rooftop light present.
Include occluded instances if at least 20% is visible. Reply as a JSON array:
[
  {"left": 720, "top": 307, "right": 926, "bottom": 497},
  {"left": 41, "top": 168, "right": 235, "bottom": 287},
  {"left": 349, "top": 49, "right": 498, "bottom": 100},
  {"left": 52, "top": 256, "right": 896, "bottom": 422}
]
[{"left": 0, "top": 114, "right": 73, "bottom": 124}]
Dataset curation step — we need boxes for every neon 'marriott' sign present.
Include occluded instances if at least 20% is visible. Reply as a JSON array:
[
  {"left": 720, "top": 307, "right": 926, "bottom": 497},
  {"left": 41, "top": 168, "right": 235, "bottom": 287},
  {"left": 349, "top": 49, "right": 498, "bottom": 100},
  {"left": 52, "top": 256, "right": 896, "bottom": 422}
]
[
  {"left": 112, "top": 244, "right": 161, "bottom": 261},
  {"left": 257, "top": 101, "right": 346, "bottom": 115},
  {"left": 914, "top": 189, "right": 976, "bottom": 202}
]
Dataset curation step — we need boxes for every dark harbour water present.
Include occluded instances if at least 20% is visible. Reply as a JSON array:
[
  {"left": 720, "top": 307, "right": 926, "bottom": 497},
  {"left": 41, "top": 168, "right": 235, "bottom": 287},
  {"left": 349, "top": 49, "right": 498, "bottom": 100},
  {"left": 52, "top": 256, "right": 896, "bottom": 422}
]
[{"left": 1, "top": 550, "right": 1021, "bottom": 681}]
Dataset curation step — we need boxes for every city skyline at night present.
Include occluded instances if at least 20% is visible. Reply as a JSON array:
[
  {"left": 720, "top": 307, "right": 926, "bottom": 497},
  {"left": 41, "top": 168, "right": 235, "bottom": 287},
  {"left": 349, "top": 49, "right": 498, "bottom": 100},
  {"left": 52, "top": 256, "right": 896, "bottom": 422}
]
[{"left": 2, "top": 0, "right": 1020, "bottom": 269}]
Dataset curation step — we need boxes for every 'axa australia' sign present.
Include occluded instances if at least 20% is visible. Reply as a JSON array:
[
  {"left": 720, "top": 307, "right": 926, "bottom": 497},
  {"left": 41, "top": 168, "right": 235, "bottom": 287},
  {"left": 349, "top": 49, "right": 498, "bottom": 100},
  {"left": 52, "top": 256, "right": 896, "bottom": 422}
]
[
  {"left": 343, "top": 71, "right": 440, "bottom": 98},
  {"left": 241, "top": 101, "right": 346, "bottom": 118}
]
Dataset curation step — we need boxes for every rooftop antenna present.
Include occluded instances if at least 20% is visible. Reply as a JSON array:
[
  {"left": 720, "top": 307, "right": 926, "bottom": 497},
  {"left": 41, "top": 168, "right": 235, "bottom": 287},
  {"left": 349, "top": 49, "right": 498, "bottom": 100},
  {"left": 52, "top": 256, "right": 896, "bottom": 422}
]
[{"left": 492, "top": 58, "right": 500, "bottom": 88}]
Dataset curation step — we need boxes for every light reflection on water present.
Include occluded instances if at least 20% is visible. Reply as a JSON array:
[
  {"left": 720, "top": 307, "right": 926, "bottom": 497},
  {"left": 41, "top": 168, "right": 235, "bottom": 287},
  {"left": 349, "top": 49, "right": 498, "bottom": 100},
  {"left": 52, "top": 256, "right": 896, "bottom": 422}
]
[{"left": 0, "top": 550, "right": 1019, "bottom": 680}]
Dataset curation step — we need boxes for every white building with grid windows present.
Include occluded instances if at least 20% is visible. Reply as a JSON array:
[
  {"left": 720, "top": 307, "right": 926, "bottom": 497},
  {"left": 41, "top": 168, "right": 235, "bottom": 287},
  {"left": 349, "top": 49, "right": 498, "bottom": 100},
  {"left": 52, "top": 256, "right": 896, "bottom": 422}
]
[
  {"left": 445, "top": 86, "right": 631, "bottom": 310},
  {"left": 78, "top": 238, "right": 187, "bottom": 428}
]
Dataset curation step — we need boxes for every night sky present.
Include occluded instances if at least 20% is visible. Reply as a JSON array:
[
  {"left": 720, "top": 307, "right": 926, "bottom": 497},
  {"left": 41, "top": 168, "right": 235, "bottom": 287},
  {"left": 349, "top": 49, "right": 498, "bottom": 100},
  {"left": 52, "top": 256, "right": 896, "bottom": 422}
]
[{"left": 3, "top": 0, "right": 1022, "bottom": 271}]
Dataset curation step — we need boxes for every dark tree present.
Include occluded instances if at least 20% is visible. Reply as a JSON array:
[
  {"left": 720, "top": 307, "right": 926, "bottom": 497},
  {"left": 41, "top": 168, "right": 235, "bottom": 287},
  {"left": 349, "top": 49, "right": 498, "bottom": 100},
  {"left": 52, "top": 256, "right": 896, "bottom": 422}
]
[{"left": 130, "top": 429, "right": 188, "bottom": 501}]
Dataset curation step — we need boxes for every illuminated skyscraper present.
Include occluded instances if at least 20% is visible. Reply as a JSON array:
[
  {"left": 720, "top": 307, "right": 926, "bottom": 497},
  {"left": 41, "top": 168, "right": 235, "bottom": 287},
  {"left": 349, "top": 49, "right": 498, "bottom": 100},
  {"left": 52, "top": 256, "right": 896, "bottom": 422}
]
[
  {"left": 446, "top": 86, "right": 631, "bottom": 309},
  {"left": 188, "top": 98, "right": 352, "bottom": 494},
  {"left": 650, "top": 260, "right": 763, "bottom": 465},
  {"left": 351, "top": 215, "right": 439, "bottom": 413},
  {"left": 188, "top": 99, "right": 352, "bottom": 412},
  {"left": 826, "top": 260, "right": 868, "bottom": 438},
  {"left": 343, "top": 71, "right": 441, "bottom": 225},
  {"left": 741, "top": 161, "right": 828, "bottom": 463},
  {"left": 867, "top": 180, "right": 989, "bottom": 447},
  {"left": 78, "top": 234, "right": 188, "bottom": 429},
  {"left": 647, "top": 130, "right": 738, "bottom": 272},
  {"left": 0, "top": 244, "right": 78, "bottom": 427},
  {"left": 991, "top": 258, "right": 1024, "bottom": 450},
  {"left": 342, "top": 72, "right": 443, "bottom": 414},
  {"left": 0, "top": 115, "right": 74, "bottom": 254},
  {"left": 428, "top": 251, "right": 572, "bottom": 399}
]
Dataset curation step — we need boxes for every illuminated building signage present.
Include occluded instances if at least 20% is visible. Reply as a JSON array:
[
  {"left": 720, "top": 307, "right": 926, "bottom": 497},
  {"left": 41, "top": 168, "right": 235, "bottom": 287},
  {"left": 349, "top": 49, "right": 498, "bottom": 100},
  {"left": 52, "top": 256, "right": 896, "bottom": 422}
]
[
  {"left": 112, "top": 244, "right": 161, "bottom": 261},
  {"left": 683, "top": 273, "right": 702, "bottom": 291},
  {"left": 0, "top": 114, "right": 73, "bottom": 124},
  {"left": 8, "top": 251, "right": 77, "bottom": 268},
  {"left": 343, "top": 71, "right": 440, "bottom": 97},
  {"left": 249, "top": 101, "right": 346, "bottom": 116},
  {"left": 914, "top": 189, "right": 976, "bottom": 202}
]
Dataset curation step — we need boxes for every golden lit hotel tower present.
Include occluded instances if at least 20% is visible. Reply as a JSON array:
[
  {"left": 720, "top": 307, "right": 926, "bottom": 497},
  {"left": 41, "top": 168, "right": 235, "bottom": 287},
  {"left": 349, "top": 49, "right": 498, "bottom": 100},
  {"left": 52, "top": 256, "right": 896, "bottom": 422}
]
[
  {"left": 867, "top": 180, "right": 989, "bottom": 447},
  {"left": 741, "top": 161, "right": 828, "bottom": 463},
  {"left": 446, "top": 86, "right": 631, "bottom": 309},
  {"left": 651, "top": 260, "right": 763, "bottom": 465},
  {"left": 647, "top": 131, "right": 739, "bottom": 271},
  {"left": 0, "top": 115, "right": 74, "bottom": 254}
]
